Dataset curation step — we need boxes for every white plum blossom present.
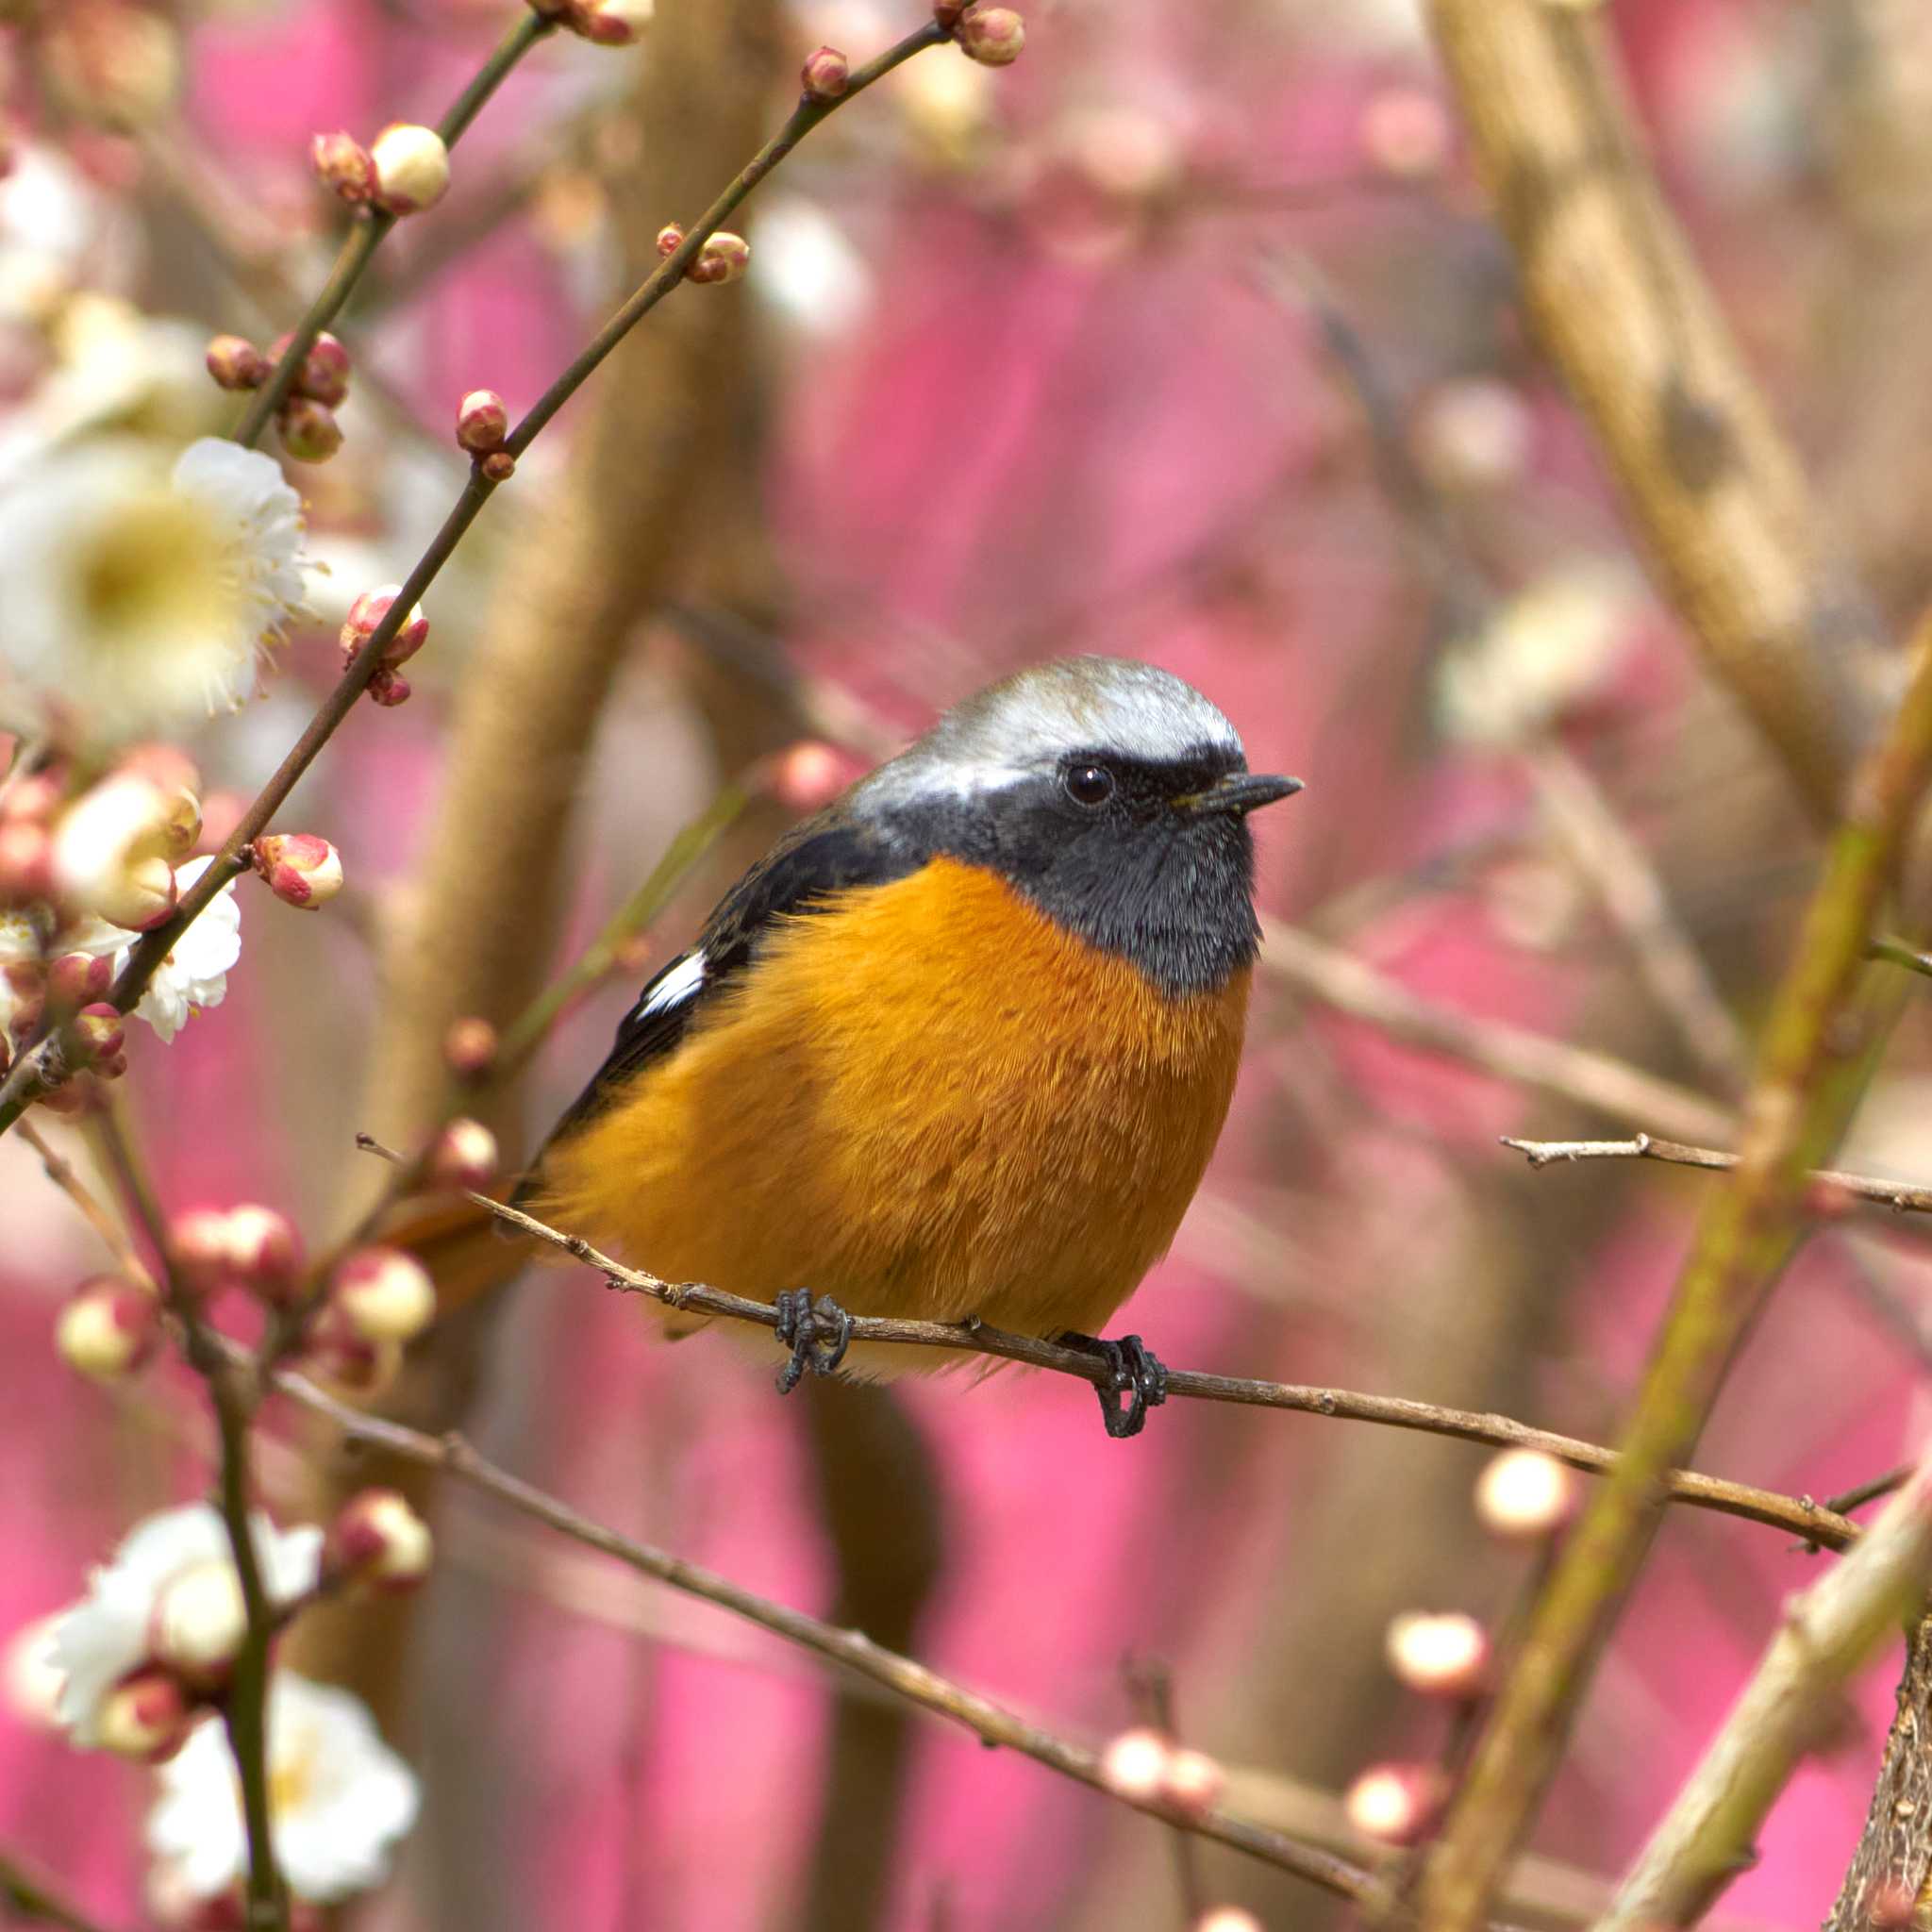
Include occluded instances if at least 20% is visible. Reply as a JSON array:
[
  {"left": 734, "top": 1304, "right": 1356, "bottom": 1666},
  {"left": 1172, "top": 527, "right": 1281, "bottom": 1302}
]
[
  {"left": 148, "top": 1674, "right": 420, "bottom": 1904},
  {"left": 0, "top": 436, "right": 308, "bottom": 744},
  {"left": 119, "top": 856, "right": 242, "bottom": 1042},
  {"left": 49, "top": 1503, "right": 322, "bottom": 1748}
]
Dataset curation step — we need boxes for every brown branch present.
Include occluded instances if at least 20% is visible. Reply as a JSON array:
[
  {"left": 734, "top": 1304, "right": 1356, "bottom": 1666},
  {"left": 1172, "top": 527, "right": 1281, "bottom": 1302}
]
[
  {"left": 351, "top": 1137, "right": 1857, "bottom": 1551},
  {"left": 1604, "top": 1457, "right": 1932, "bottom": 1926},
  {"left": 1257, "top": 919, "right": 1736, "bottom": 1144},
  {"left": 1424, "top": 0, "right": 1879, "bottom": 823},
  {"left": 1500, "top": 1132, "right": 1932, "bottom": 1218},
  {"left": 261, "top": 1366, "right": 1394, "bottom": 1915},
  {"left": 18, "top": 1120, "right": 152, "bottom": 1284},
  {"left": 1415, "top": 618, "right": 1932, "bottom": 1926}
]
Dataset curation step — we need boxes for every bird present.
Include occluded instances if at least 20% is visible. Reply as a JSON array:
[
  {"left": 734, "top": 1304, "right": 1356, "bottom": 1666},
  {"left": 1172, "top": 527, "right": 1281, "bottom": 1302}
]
[{"left": 498, "top": 656, "right": 1300, "bottom": 1438}]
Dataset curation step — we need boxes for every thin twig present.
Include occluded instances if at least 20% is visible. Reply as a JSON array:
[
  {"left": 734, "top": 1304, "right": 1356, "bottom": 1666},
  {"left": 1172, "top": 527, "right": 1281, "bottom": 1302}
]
[
  {"left": 1418, "top": 618, "right": 1932, "bottom": 1928},
  {"left": 351, "top": 1136, "right": 1858, "bottom": 1550},
  {"left": 1870, "top": 934, "right": 1932, "bottom": 980},
  {"left": 230, "top": 8, "right": 557, "bottom": 448},
  {"left": 1602, "top": 1457, "right": 1932, "bottom": 1926},
  {"left": 263, "top": 1366, "right": 1399, "bottom": 1916},
  {"left": 1257, "top": 920, "right": 1736, "bottom": 1144},
  {"left": 0, "top": 16, "right": 951, "bottom": 1142},
  {"left": 18, "top": 1119, "right": 152, "bottom": 1284},
  {"left": 1499, "top": 1133, "right": 1932, "bottom": 1217}
]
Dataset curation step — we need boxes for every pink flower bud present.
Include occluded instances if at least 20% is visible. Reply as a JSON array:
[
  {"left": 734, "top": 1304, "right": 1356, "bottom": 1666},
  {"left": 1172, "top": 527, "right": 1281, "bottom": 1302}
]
[
  {"left": 0, "top": 820, "right": 54, "bottom": 904},
  {"left": 277, "top": 330, "right": 351, "bottom": 408},
  {"left": 367, "top": 667, "right": 412, "bottom": 708},
  {"left": 341, "top": 586, "right": 429, "bottom": 668},
  {"left": 47, "top": 951, "right": 114, "bottom": 1008},
  {"left": 331, "top": 1246, "right": 435, "bottom": 1344},
  {"left": 429, "top": 1117, "right": 498, "bottom": 1192},
  {"left": 801, "top": 45, "right": 849, "bottom": 101},
  {"left": 1098, "top": 1726, "right": 1172, "bottom": 1801},
  {"left": 1385, "top": 1611, "right": 1491, "bottom": 1700},
  {"left": 1, "top": 772, "right": 63, "bottom": 827},
  {"left": 443, "top": 1015, "right": 499, "bottom": 1079},
  {"left": 310, "top": 128, "right": 375, "bottom": 204},
  {"left": 96, "top": 1668, "right": 194, "bottom": 1763},
  {"left": 370, "top": 123, "right": 450, "bottom": 215},
  {"left": 479, "top": 451, "right": 516, "bottom": 483},
  {"left": 224, "top": 1205, "right": 302, "bottom": 1304},
  {"left": 150, "top": 1560, "right": 248, "bottom": 1681},
  {"left": 74, "top": 1004, "right": 125, "bottom": 1070},
  {"left": 1343, "top": 1762, "right": 1447, "bottom": 1848},
  {"left": 456, "top": 389, "right": 508, "bottom": 454},
  {"left": 1162, "top": 1747, "right": 1224, "bottom": 1815},
  {"left": 251, "top": 833, "right": 343, "bottom": 910},
  {"left": 205, "top": 334, "right": 268, "bottom": 391},
  {"left": 170, "top": 1207, "right": 238, "bottom": 1296},
  {"left": 1194, "top": 1912, "right": 1263, "bottom": 1932},
  {"left": 56, "top": 1277, "right": 159, "bottom": 1380},
  {"left": 303, "top": 1317, "right": 403, "bottom": 1399},
  {"left": 1867, "top": 1880, "right": 1918, "bottom": 1930},
  {"left": 276, "top": 396, "right": 342, "bottom": 464},
  {"left": 766, "top": 741, "right": 861, "bottom": 814},
  {"left": 1474, "top": 1448, "right": 1581, "bottom": 1541},
  {"left": 656, "top": 223, "right": 684, "bottom": 258},
  {"left": 571, "top": 0, "right": 654, "bottom": 44},
  {"left": 688, "top": 231, "right": 750, "bottom": 285},
  {"left": 327, "top": 1488, "right": 434, "bottom": 1591},
  {"left": 957, "top": 5, "right": 1024, "bottom": 65}
]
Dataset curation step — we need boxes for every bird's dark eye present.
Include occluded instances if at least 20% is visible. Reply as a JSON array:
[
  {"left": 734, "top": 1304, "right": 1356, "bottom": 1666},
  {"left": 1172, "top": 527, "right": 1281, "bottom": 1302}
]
[{"left": 1063, "top": 763, "right": 1115, "bottom": 808}]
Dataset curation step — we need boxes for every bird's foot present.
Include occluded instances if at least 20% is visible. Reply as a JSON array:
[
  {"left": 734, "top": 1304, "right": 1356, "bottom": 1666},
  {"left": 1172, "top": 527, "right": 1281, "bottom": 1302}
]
[
  {"left": 1059, "top": 1331, "right": 1168, "bottom": 1440},
  {"left": 773, "top": 1290, "right": 854, "bottom": 1395}
]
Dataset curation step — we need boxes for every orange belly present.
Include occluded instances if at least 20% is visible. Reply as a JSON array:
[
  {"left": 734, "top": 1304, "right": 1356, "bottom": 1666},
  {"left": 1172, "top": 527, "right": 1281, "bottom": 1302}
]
[{"left": 530, "top": 858, "right": 1249, "bottom": 1364}]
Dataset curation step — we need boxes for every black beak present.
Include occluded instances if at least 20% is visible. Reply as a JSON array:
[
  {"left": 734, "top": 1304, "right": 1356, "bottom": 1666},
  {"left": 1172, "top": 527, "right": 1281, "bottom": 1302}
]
[{"left": 1177, "top": 773, "right": 1304, "bottom": 817}]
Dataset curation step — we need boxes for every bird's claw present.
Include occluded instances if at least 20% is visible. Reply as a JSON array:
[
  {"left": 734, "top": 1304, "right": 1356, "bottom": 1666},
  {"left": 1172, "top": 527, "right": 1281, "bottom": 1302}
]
[
  {"left": 1061, "top": 1331, "right": 1168, "bottom": 1440},
  {"left": 774, "top": 1290, "right": 853, "bottom": 1394}
]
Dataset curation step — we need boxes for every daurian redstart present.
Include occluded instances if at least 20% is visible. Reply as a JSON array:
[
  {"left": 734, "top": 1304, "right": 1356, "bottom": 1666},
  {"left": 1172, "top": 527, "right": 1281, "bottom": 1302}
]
[{"left": 510, "top": 656, "right": 1298, "bottom": 1439}]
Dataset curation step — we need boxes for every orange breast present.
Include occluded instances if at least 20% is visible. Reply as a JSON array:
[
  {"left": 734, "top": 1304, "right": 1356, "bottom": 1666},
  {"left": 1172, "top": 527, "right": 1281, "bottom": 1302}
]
[{"left": 530, "top": 858, "right": 1249, "bottom": 1357}]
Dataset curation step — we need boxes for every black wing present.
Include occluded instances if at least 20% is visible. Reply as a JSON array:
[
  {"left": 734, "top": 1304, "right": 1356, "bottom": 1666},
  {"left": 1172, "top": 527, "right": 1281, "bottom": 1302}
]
[{"left": 530, "top": 810, "right": 920, "bottom": 1160}]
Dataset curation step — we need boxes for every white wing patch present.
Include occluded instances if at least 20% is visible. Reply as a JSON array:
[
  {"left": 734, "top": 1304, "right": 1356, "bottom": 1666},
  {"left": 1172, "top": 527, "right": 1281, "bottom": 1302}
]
[{"left": 634, "top": 948, "right": 706, "bottom": 1022}]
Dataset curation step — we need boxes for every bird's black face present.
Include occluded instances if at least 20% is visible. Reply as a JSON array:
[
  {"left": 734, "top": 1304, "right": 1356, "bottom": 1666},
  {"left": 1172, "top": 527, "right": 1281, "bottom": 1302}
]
[{"left": 891, "top": 743, "right": 1300, "bottom": 996}]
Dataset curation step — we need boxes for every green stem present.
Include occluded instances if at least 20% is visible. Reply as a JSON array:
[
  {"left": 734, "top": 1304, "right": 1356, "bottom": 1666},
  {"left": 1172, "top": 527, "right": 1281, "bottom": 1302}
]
[
  {"left": 1870, "top": 933, "right": 1932, "bottom": 979},
  {"left": 230, "top": 8, "right": 555, "bottom": 448},
  {"left": 1416, "top": 634, "right": 1932, "bottom": 1929}
]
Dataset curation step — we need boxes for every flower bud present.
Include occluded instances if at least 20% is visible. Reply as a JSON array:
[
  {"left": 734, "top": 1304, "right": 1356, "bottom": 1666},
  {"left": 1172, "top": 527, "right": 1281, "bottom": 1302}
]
[
  {"left": 51, "top": 774, "right": 179, "bottom": 929},
  {"left": 370, "top": 123, "right": 450, "bottom": 214},
  {"left": 367, "top": 667, "right": 412, "bottom": 708},
  {"left": 73, "top": 1003, "right": 125, "bottom": 1073},
  {"left": 1343, "top": 1762, "right": 1447, "bottom": 1847},
  {"left": 303, "top": 1319, "right": 403, "bottom": 1400},
  {"left": 1193, "top": 1912, "right": 1263, "bottom": 1932},
  {"left": 456, "top": 389, "right": 508, "bottom": 454},
  {"left": 933, "top": 0, "right": 970, "bottom": 25},
  {"left": 170, "top": 1207, "right": 239, "bottom": 1296},
  {"left": 96, "top": 1668, "right": 193, "bottom": 1763},
  {"left": 276, "top": 330, "right": 351, "bottom": 408},
  {"left": 571, "top": 0, "right": 654, "bottom": 45},
  {"left": 205, "top": 334, "right": 267, "bottom": 391},
  {"left": 0, "top": 819, "right": 54, "bottom": 904},
  {"left": 957, "top": 5, "right": 1024, "bottom": 65},
  {"left": 1162, "top": 1746, "right": 1224, "bottom": 1815},
  {"left": 327, "top": 1488, "right": 434, "bottom": 1591},
  {"left": 251, "top": 833, "right": 343, "bottom": 910},
  {"left": 1474, "top": 1448, "right": 1581, "bottom": 1541},
  {"left": 443, "top": 1015, "right": 499, "bottom": 1079},
  {"left": 330, "top": 1246, "right": 435, "bottom": 1344},
  {"left": 56, "top": 1277, "right": 159, "bottom": 1380},
  {"left": 276, "top": 396, "right": 342, "bottom": 464},
  {"left": 766, "top": 741, "right": 861, "bottom": 814},
  {"left": 46, "top": 950, "right": 114, "bottom": 1008},
  {"left": 689, "top": 231, "right": 751, "bottom": 285},
  {"left": 429, "top": 1117, "right": 498, "bottom": 1191},
  {"left": 656, "top": 223, "right": 684, "bottom": 257},
  {"left": 1359, "top": 86, "right": 1451, "bottom": 180},
  {"left": 150, "top": 1560, "right": 248, "bottom": 1681},
  {"left": 1385, "top": 1611, "right": 1491, "bottom": 1700},
  {"left": 223, "top": 1205, "right": 302, "bottom": 1304},
  {"left": 341, "top": 586, "right": 429, "bottom": 669},
  {"left": 801, "top": 45, "right": 849, "bottom": 101},
  {"left": 479, "top": 451, "right": 516, "bottom": 483},
  {"left": 310, "top": 129, "right": 375, "bottom": 204},
  {"left": 1098, "top": 1726, "right": 1172, "bottom": 1801}
]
